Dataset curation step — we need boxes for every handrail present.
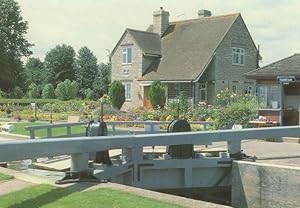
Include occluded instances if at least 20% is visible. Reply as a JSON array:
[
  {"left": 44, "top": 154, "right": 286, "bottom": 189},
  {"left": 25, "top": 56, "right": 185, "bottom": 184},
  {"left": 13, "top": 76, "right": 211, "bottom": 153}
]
[
  {"left": 25, "top": 120, "right": 215, "bottom": 139},
  {"left": 1, "top": 126, "right": 300, "bottom": 162}
]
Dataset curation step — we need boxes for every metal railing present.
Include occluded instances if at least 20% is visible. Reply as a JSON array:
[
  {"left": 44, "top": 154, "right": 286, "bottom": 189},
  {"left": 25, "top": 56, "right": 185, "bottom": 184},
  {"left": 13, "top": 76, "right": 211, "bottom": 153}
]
[
  {"left": 1, "top": 126, "right": 300, "bottom": 166},
  {"left": 25, "top": 121, "right": 214, "bottom": 140}
]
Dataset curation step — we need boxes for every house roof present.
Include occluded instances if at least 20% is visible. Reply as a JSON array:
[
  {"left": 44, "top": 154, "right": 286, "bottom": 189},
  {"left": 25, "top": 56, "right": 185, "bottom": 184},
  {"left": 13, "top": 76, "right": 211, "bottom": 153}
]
[
  {"left": 127, "top": 29, "right": 161, "bottom": 56},
  {"left": 109, "top": 29, "right": 161, "bottom": 58},
  {"left": 140, "top": 13, "right": 240, "bottom": 81},
  {"left": 246, "top": 53, "right": 300, "bottom": 79}
]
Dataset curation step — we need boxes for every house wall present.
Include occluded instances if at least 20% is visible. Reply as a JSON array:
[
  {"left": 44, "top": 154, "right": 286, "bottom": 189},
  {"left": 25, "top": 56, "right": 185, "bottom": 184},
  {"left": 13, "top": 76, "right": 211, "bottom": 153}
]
[
  {"left": 197, "top": 59, "right": 215, "bottom": 104},
  {"left": 214, "top": 15, "right": 257, "bottom": 104},
  {"left": 111, "top": 32, "right": 144, "bottom": 110}
]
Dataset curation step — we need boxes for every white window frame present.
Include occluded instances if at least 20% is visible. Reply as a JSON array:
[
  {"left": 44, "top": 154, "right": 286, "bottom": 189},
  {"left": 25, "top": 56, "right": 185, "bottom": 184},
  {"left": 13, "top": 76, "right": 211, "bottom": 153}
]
[
  {"left": 232, "top": 47, "right": 245, "bottom": 66},
  {"left": 122, "top": 68, "right": 129, "bottom": 76},
  {"left": 123, "top": 82, "right": 132, "bottom": 101},
  {"left": 122, "top": 47, "right": 132, "bottom": 65},
  {"left": 244, "top": 85, "right": 253, "bottom": 95}
]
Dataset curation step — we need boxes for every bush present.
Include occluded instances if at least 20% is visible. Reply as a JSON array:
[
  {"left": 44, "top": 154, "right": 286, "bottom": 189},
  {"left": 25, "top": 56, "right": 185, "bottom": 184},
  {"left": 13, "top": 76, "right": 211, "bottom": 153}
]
[
  {"left": 28, "top": 83, "right": 40, "bottom": 98},
  {"left": 11, "top": 87, "right": 24, "bottom": 98},
  {"left": 149, "top": 81, "right": 166, "bottom": 109},
  {"left": 55, "top": 79, "right": 79, "bottom": 101},
  {"left": 215, "top": 94, "right": 256, "bottom": 129},
  {"left": 108, "top": 80, "right": 125, "bottom": 110},
  {"left": 42, "top": 84, "right": 56, "bottom": 99}
]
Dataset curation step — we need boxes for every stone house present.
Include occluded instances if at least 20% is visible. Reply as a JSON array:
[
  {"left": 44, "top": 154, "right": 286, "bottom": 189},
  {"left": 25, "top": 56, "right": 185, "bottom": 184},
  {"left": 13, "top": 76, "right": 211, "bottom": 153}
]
[{"left": 110, "top": 7, "right": 258, "bottom": 110}]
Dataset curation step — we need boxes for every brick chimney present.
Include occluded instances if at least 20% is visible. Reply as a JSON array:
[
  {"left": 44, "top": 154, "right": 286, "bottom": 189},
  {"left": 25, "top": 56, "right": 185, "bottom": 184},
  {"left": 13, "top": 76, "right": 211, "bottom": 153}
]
[
  {"left": 198, "top": 10, "right": 212, "bottom": 18},
  {"left": 153, "top": 7, "right": 169, "bottom": 37}
]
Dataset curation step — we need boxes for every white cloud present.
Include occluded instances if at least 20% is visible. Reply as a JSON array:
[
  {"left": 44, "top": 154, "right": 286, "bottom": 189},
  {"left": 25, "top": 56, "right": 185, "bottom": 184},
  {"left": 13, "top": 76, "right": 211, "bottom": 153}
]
[{"left": 17, "top": 0, "right": 300, "bottom": 65}]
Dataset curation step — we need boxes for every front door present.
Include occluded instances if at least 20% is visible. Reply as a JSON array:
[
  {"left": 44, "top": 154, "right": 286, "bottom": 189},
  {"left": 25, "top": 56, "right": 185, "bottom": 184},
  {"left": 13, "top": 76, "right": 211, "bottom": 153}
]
[{"left": 143, "top": 86, "right": 152, "bottom": 109}]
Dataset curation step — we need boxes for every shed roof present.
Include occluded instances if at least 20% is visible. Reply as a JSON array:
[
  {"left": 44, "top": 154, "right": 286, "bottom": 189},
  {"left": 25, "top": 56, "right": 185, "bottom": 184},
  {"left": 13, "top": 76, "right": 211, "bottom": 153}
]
[{"left": 246, "top": 53, "right": 300, "bottom": 79}]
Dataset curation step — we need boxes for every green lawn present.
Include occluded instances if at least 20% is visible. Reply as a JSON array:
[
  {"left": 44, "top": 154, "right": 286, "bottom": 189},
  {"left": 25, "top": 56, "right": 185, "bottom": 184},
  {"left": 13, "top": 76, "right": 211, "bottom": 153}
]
[
  {"left": 0, "top": 184, "right": 182, "bottom": 208},
  {"left": 0, "top": 173, "right": 13, "bottom": 182},
  {"left": 11, "top": 122, "right": 129, "bottom": 138}
]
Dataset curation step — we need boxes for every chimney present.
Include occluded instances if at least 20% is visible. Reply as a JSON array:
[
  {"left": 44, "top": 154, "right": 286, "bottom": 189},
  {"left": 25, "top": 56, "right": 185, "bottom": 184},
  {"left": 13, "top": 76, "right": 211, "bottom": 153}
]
[
  {"left": 153, "top": 7, "right": 169, "bottom": 37},
  {"left": 198, "top": 10, "right": 212, "bottom": 18}
]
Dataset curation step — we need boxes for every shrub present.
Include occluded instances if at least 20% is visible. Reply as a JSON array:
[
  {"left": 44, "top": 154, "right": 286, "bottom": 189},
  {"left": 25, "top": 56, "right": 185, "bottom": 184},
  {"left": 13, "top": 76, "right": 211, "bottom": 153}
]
[
  {"left": 55, "top": 79, "right": 79, "bottom": 101},
  {"left": 215, "top": 94, "right": 256, "bottom": 129},
  {"left": 28, "top": 83, "right": 40, "bottom": 99},
  {"left": 108, "top": 80, "right": 125, "bottom": 110},
  {"left": 11, "top": 87, "right": 24, "bottom": 98},
  {"left": 149, "top": 81, "right": 166, "bottom": 109},
  {"left": 42, "top": 84, "right": 56, "bottom": 99}
]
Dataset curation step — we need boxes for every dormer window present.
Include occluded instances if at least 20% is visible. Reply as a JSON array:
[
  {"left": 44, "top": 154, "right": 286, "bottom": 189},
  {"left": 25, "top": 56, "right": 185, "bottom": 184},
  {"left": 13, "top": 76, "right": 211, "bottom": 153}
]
[
  {"left": 122, "top": 47, "right": 132, "bottom": 64},
  {"left": 232, "top": 47, "right": 245, "bottom": 66}
]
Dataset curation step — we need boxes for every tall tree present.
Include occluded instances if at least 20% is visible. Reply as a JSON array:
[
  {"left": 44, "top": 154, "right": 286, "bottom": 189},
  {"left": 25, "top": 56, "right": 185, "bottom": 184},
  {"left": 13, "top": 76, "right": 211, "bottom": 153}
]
[
  {"left": 75, "top": 46, "right": 98, "bottom": 98},
  {"left": 0, "top": 0, "right": 32, "bottom": 90},
  {"left": 44, "top": 44, "right": 75, "bottom": 85},
  {"left": 24, "top": 57, "right": 45, "bottom": 89},
  {"left": 92, "top": 63, "right": 111, "bottom": 98}
]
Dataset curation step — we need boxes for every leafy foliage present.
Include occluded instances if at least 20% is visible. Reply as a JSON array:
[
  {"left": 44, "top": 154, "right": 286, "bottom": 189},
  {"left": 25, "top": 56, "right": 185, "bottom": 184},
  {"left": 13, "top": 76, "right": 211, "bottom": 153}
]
[
  {"left": 0, "top": 0, "right": 32, "bottom": 90},
  {"left": 109, "top": 80, "right": 125, "bottom": 110},
  {"left": 44, "top": 44, "right": 76, "bottom": 85},
  {"left": 10, "top": 86, "right": 24, "bottom": 98},
  {"left": 27, "top": 83, "right": 40, "bottom": 99},
  {"left": 55, "top": 79, "right": 79, "bottom": 101},
  {"left": 24, "top": 57, "right": 45, "bottom": 88},
  {"left": 42, "top": 83, "right": 56, "bottom": 99},
  {"left": 215, "top": 90, "right": 256, "bottom": 129},
  {"left": 149, "top": 81, "right": 166, "bottom": 109},
  {"left": 75, "top": 47, "right": 98, "bottom": 98},
  {"left": 92, "top": 63, "right": 111, "bottom": 99}
]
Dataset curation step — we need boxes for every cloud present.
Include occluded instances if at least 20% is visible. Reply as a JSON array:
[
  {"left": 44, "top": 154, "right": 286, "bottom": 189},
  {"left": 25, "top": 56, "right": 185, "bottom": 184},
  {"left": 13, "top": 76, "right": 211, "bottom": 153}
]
[{"left": 17, "top": 0, "right": 300, "bottom": 65}]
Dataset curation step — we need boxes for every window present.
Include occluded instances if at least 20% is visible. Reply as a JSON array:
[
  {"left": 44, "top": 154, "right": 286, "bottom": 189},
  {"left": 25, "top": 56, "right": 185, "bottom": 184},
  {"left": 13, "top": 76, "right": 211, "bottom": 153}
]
[
  {"left": 124, "top": 82, "right": 132, "bottom": 101},
  {"left": 123, "top": 68, "right": 129, "bottom": 76},
  {"left": 232, "top": 82, "right": 238, "bottom": 94},
  {"left": 232, "top": 47, "right": 245, "bottom": 65},
  {"left": 122, "top": 47, "right": 132, "bottom": 64},
  {"left": 244, "top": 86, "right": 252, "bottom": 95},
  {"left": 257, "top": 85, "right": 281, "bottom": 109},
  {"left": 199, "top": 83, "right": 207, "bottom": 102}
]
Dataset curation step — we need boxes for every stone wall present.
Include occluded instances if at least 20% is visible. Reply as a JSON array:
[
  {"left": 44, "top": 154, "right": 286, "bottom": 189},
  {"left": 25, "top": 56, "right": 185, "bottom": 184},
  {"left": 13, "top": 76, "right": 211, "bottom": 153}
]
[
  {"left": 232, "top": 161, "right": 300, "bottom": 208},
  {"left": 111, "top": 31, "right": 144, "bottom": 110},
  {"left": 214, "top": 15, "right": 257, "bottom": 102}
]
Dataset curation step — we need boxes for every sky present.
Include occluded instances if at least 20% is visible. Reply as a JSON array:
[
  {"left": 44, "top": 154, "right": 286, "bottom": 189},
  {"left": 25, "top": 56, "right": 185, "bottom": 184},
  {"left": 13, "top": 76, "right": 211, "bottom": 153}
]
[{"left": 17, "top": 0, "right": 300, "bottom": 66}]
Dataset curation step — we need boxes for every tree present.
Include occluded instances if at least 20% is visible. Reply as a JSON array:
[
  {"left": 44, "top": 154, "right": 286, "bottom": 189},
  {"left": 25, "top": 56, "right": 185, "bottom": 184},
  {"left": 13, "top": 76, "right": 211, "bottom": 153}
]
[
  {"left": 75, "top": 47, "right": 98, "bottom": 98},
  {"left": 0, "top": 0, "right": 32, "bottom": 90},
  {"left": 55, "top": 79, "right": 79, "bottom": 101},
  {"left": 42, "top": 84, "right": 56, "bottom": 99},
  {"left": 149, "top": 81, "right": 166, "bottom": 109},
  {"left": 92, "top": 63, "right": 111, "bottom": 98},
  {"left": 27, "top": 83, "right": 40, "bottom": 99},
  {"left": 109, "top": 80, "right": 125, "bottom": 110},
  {"left": 44, "top": 44, "right": 75, "bottom": 85},
  {"left": 24, "top": 57, "right": 45, "bottom": 88}
]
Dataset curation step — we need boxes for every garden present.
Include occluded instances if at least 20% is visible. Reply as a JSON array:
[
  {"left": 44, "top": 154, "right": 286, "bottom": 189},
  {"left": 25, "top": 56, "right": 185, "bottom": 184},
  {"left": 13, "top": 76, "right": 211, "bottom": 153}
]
[{"left": 0, "top": 88, "right": 257, "bottom": 131}]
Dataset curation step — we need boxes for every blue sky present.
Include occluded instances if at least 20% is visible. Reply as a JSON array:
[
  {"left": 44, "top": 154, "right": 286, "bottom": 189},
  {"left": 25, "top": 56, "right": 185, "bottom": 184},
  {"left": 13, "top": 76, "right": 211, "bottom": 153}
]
[{"left": 17, "top": 0, "right": 300, "bottom": 66}]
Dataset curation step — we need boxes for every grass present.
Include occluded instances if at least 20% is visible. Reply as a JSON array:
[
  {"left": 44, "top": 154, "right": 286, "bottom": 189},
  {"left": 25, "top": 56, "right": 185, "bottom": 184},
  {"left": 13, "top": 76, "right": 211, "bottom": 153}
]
[
  {"left": 10, "top": 122, "right": 129, "bottom": 138},
  {"left": 0, "top": 173, "right": 14, "bottom": 182},
  {"left": 0, "top": 184, "right": 182, "bottom": 208}
]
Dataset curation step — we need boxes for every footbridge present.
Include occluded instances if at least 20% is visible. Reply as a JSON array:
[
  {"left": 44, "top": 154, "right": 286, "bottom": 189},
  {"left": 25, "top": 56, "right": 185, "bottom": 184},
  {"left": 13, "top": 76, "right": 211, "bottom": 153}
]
[{"left": 1, "top": 125, "right": 300, "bottom": 194}]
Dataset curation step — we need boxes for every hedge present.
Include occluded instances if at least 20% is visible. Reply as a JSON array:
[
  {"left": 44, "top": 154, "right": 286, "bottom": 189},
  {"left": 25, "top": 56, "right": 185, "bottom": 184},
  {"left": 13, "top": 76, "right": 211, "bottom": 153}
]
[{"left": 0, "top": 99, "right": 58, "bottom": 105}]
